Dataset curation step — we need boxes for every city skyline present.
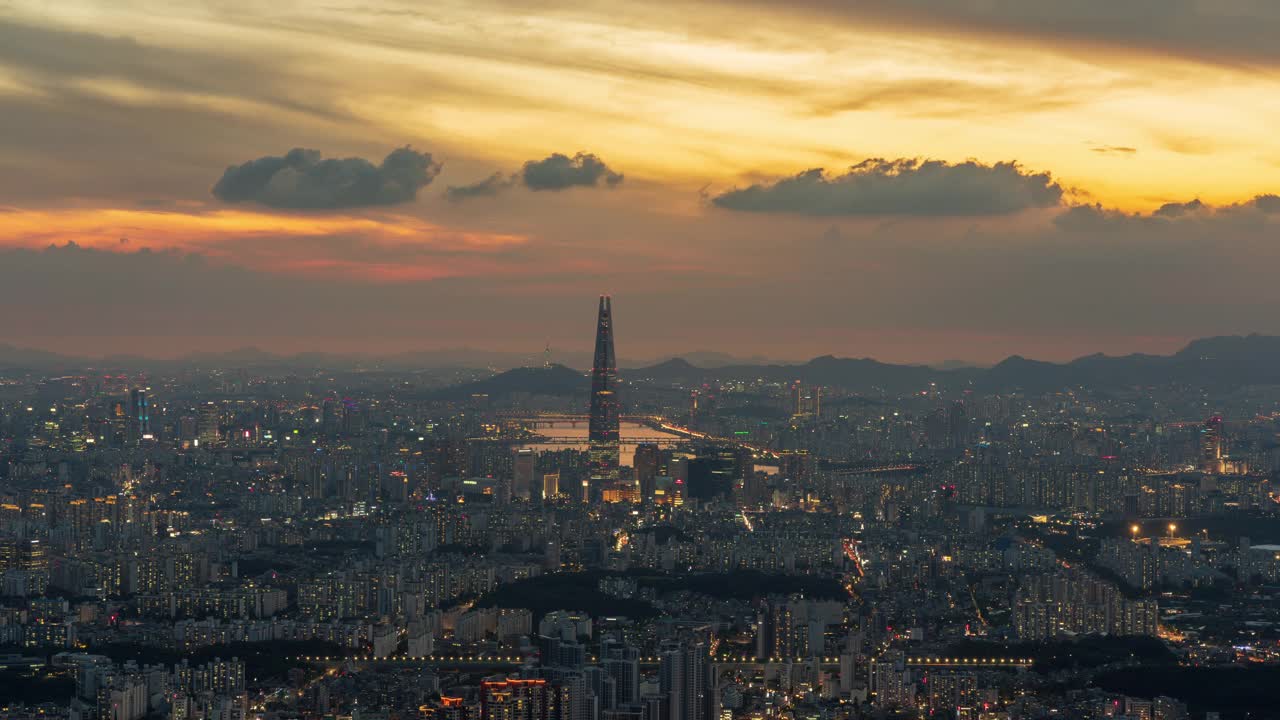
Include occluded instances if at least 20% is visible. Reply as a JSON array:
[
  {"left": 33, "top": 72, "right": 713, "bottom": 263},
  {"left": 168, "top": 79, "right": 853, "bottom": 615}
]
[
  {"left": 9, "top": 4, "right": 1280, "bottom": 713},
  {"left": 2, "top": 2, "right": 1280, "bottom": 362},
  {"left": 0, "top": 289, "right": 1272, "bottom": 718}
]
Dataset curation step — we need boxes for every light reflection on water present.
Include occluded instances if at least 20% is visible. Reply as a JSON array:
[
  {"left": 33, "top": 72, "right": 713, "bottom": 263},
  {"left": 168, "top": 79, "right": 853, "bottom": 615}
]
[{"left": 516, "top": 420, "right": 682, "bottom": 460}]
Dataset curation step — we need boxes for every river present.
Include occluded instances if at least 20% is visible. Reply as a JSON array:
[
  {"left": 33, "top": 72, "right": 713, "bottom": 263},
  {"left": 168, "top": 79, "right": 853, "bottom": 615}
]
[{"left": 515, "top": 420, "right": 683, "bottom": 461}]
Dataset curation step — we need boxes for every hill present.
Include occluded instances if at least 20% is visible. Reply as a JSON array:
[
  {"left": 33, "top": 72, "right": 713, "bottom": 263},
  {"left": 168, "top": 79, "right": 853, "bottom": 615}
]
[
  {"left": 11, "top": 334, "right": 1280, "bottom": 394},
  {"left": 423, "top": 364, "right": 587, "bottom": 401},
  {"left": 627, "top": 334, "right": 1280, "bottom": 393}
]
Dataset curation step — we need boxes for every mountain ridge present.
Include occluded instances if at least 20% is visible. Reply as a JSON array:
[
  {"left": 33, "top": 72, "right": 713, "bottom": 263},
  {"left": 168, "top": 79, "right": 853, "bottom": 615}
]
[
  {"left": 626, "top": 334, "right": 1280, "bottom": 393},
  {"left": 4, "top": 335, "right": 1280, "bottom": 393}
]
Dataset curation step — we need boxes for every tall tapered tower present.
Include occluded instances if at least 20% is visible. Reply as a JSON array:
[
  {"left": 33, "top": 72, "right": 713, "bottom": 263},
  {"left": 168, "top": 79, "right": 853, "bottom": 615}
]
[{"left": 588, "top": 295, "right": 621, "bottom": 500}]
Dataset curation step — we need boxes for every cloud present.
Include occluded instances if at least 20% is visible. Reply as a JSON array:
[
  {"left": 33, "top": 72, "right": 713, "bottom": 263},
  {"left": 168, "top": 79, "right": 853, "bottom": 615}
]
[
  {"left": 445, "top": 152, "right": 624, "bottom": 200},
  {"left": 1054, "top": 195, "right": 1280, "bottom": 232},
  {"left": 445, "top": 172, "right": 515, "bottom": 201},
  {"left": 1253, "top": 195, "right": 1280, "bottom": 213},
  {"left": 1091, "top": 145, "right": 1137, "bottom": 155},
  {"left": 1153, "top": 198, "right": 1204, "bottom": 218},
  {"left": 0, "top": 19, "right": 348, "bottom": 122},
  {"left": 212, "top": 147, "right": 440, "bottom": 209},
  {"left": 806, "top": 77, "right": 1116, "bottom": 121},
  {"left": 711, "top": 158, "right": 1062, "bottom": 216},
  {"left": 0, "top": 205, "right": 528, "bottom": 283},
  {"left": 520, "top": 152, "right": 624, "bottom": 191},
  {"left": 1051, "top": 203, "right": 1149, "bottom": 232},
  {"left": 738, "top": 0, "right": 1280, "bottom": 67},
  {"left": 1153, "top": 133, "right": 1223, "bottom": 156}
]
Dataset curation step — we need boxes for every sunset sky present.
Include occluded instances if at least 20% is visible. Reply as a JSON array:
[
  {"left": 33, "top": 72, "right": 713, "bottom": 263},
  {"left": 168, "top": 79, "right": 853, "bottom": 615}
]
[{"left": 3, "top": 0, "right": 1280, "bottom": 363}]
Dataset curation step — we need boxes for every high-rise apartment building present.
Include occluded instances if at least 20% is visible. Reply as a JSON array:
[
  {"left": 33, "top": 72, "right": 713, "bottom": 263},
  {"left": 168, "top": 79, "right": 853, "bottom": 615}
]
[
  {"left": 659, "top": 640, "right": 714, "bottom": 720},
  {"left": 514, "top": 449, "right": 536, "bottom": 501},
  {"left": 633, "top": 444, "right": 659, "bottom": 504},
  {"left": 480, "top": 678, "right": 550, "bottom": 720},
  {"left": 1201, "top": 414, "right": 1224, "bottom": 473}
]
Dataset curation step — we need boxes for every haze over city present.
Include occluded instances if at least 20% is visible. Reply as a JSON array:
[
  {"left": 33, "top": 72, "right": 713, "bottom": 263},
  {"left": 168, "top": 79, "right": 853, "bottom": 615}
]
[{"left": 3, "top": 1, "right": 1280, "bottom": 362}]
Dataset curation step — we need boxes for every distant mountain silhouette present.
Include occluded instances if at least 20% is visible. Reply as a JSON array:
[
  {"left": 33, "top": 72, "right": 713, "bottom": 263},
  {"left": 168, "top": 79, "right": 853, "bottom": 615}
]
[
  {"left": 0, "top": 343, "right": 79, "bottom": 371},
  {"left": 423, "top": 364, "right": 586, "bottom": 401},
  {"left": 628, "top": 357, "right": 703, "bottom": 382},
  {"left": 9, "top": 334, "right": 1280, "bottom": 393},
  {"left": 629, "top": 334, "right": 1280, "bottom": 393},
  {"left": 0, "top": 345, "right": 578, "bottom": 372},
  {"left": 645, "top": 350, "right": 778, "bottom": 368},
  {"left": 973, "top": 335, "right": 1280, "bottom": 391},
  {"left": 630, "top": 354, "right": 949, "bottom": 392}
]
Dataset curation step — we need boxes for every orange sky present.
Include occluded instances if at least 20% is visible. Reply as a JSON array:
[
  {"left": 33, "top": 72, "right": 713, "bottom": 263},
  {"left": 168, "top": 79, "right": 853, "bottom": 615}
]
[{"left": 1, "top": 1, "right": 1279, "bottom": 363}]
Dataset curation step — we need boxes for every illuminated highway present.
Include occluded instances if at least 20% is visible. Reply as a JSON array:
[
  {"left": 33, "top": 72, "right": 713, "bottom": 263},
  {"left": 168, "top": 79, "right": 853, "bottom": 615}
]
[
  {"left": 292, "top": 654, "right": 861, "bottom": 668},
  {"left": 291, "top": 653, "right": 1033, "bottom": 670}
]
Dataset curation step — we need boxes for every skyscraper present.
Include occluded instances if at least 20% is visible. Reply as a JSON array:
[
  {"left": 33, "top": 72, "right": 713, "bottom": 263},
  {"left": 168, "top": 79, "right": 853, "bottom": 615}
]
[
  {"left": 514, "top": 448, "right": 536, "bottom": 501},
  {"left": 588, "top": 296, "right": 621, "bottom": 500},
  {"left": 129, "top": 388, "right": 150, "bottom": 441},
  {"left": 633, "top": 443, "right": 659, "bottom": 505},
  {"left": 947, "top": 400, "right": 967, "bottom": 450},
  {"left": 198, "top": 403, "right": 220, "bottom": 447},
  {"left": 601, "top": 641, "right": 641, "bottom": 706},
  {"left": 1201, "top": 414, "right": 1224, "bottom": 473},
  {"left": 659, "top": 639, "right": 714, "bottom": 720}
]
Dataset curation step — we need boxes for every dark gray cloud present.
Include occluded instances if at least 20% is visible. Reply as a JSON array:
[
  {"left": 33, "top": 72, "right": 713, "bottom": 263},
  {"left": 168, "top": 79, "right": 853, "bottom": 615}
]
[
  {"left": 1254, "top": 195, "right": 1280, "bottom": 213},
  {"left": 444, "top": 152, "right": 624, "bottom": 200},
  {"left": 520, "top": 152, "right": 623, "bottom": 191},
  {"left": 1050, "top": 203, "right": 1188, "bottom": 233},
  {"left": 1154, "top": 198, "right": 1204, "bottom": 217},
  {"left": 1054, "top": 195, "right": 1280, "bottom": 232},
  {"left": 712, "top": 158, "right": 1062, "bottom": 216},
  {"left": 445, "top": 172, "right": 515, "bottom": 201},
  {"left": 1051, "top": 204, "right": 1144, "bottom": 232},
  {"left": 0, "top": 87, "right": 340, "bottom": 204},
  {"left": 740, "top": 0, "right": 1280, "bottom": 66},
  {"left": 0, "top": 19, "right": 349, "bottom": 122},
  {"left": 212, "top": 147, "right": 440, "bottom": 209},
  {"left": 0, "top": 19, "right": 371, "bottom": 204}
]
